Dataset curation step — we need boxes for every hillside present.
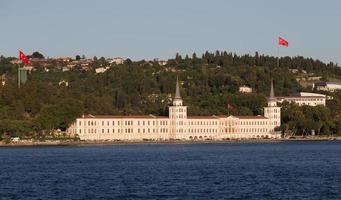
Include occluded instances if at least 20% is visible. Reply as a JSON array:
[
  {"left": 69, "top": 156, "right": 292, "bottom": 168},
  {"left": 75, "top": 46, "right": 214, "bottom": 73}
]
[{"left": 0, "top": 51, "right": 341, "bottom": 138}]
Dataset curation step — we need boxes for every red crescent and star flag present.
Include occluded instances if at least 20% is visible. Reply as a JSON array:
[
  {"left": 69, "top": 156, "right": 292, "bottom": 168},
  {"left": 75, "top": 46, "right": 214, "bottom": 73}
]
[
  {"left": 278, "top": 36, "right": 289, "bottom": 47},
  {"left": 227, "top": 103, "right": 234, "bottom": 111},
  {"left": 19, "top": 50, "right": 29, "bottom": 65}
]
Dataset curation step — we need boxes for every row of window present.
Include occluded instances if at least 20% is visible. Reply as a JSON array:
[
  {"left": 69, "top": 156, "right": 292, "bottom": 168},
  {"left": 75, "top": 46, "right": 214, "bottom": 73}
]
[
  {"left": 241, "top": 128, "right": 268, "bottom": 133},
  {"left": 240, "top": 121, "right": 268, "bottom": 126},
  {"left": 189, "top": 128, "right": 218, "bottom": 134},
  {"left": 80, "top": 120, "right": 169, "bottom": 127},
  {"left": 282, "top": 98, "right": 324, "bottom": 102},
  {"left": 224, "top": 128, "right": 236, "bottom": 133},
  {"left": 81, "top": 128, "right": 169, "bottom": 134},
  {"left": 79, "top": 119, "right": 274, "bottom": 129},
  {"left": 170, "top": 108, "right": 186, "bottom": 112},
  {"left": 80, "top": 127, "right": 270, "bottom": 135},
  {"left": 171, "top": 114, "right": 185, "bottom": 119},
  {"left": 189, "top": 121, "right": 218, "bottom": 126},
  {"left": 222, "top": 121, "right": 237, "bottom": 126},
  {"left": 79, "top": 126, "right": 270, "bottom": 134},
  {"left": 265, "top": 109, "right": 280, "bottom": 113}
]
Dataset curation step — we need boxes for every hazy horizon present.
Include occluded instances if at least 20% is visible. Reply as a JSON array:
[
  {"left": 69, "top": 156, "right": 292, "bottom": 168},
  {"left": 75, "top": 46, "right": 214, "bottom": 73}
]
[{"left": 1, "top": 0, "right": 341, "bottom": 64}]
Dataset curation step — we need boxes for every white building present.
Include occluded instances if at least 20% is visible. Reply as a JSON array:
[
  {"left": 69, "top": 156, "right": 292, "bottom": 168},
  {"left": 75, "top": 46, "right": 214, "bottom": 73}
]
[
  {"left": 95, "top": 67, "right": 109, "bottom": 74},
  {"left": 276, "top": 93, "right": 326, "bottom": 106},
  {"left": 109, "top": 57, "right": 125, "bottom": 65},
  {"left": 22, "top": 66, "right": 34, "bottom": 72},
  {"left": 314, "top": 82, "right": 341, "bottom": 92},
  {"left": 67, "top": 79, "right": 281, "bottom": 141},
  {"left": 58, "top": 80, "right": 69, "bottom": 87},
  {"left": 1, "top": 74, "right": 5, "bottom": 86},
  {"left": 239, "top": 86, "right": 253, "bottom": 93}
]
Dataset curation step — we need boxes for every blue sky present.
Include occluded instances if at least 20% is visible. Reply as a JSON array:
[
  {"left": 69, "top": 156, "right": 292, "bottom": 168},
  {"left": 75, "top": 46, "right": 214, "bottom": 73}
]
[{"left": 1, "top": 0, "right": 340, "bottom": 64}]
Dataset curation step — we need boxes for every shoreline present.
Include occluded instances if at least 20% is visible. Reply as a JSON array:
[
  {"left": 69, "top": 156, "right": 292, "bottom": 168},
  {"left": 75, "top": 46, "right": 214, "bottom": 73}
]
[{"left": 0, "top": 136, "right": 340, "bottom": 147}]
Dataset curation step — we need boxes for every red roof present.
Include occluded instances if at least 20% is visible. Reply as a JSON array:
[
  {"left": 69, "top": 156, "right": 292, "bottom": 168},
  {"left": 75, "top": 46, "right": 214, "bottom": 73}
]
[
  {"left": 235, "top": 115, "right": 268, "bottom": 119},
  {"left": 187, "top": 116, "right": 219, "bottom": 119},
  {"left": 82, "top": 114, "right": 168, "bottom": 119},
  {"left": 81, "top": 114, "right": 268, "bottom": 120},
  {"left": 276, "top": 96, "right": 325, "bottom": 99}
]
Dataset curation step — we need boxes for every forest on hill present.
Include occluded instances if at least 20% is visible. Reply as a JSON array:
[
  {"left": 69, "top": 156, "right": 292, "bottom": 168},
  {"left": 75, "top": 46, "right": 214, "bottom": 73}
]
[{"left": 0, "top": 51, "right": 341, "bottom": 139}]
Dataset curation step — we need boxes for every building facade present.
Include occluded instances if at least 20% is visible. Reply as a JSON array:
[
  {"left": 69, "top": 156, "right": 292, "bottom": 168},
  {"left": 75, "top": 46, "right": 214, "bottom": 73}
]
[
  {"left": 314, "top": 82, "right": 341, "bottom": 92},
  {"left": 239, "top": 86, "right": 253, "bottom": 93},
  {"left": 67, "top": 79, "right": 281, "bottom": 140},
  {"left": 275, "top": 96, "right": 326, "bottom": 106}
]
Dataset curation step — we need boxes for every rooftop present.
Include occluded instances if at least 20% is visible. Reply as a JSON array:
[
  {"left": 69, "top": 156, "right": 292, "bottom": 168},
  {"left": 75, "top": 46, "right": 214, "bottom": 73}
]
[
  {"left": 235, "top": 115, "right": 268, "bottom": 119},
  {"left": 82, "top": 114, "right": 168, "bottom": 119},
  {"left": 187, "top": 116, "right": 219, "bottom": 119},
  {"left": 276, "top": 96, "right": 325, "bottom": 99}
]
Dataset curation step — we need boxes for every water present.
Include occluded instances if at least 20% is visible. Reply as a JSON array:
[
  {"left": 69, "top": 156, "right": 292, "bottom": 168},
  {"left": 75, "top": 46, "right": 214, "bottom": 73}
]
[{"left": 1, "top": 141, "right": 341, "bottom": 200}]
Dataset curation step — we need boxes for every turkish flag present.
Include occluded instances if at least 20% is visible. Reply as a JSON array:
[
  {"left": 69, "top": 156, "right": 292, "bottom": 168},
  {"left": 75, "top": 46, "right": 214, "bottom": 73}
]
[
  {"left": 278, "top": 37, "right": 289, "bottom": 47},
  {"left": 19, "top": 50, "right": 29, "bottom": 65},
  {"left": 227, "top": 103, "right": 234, "bottom": 111}
]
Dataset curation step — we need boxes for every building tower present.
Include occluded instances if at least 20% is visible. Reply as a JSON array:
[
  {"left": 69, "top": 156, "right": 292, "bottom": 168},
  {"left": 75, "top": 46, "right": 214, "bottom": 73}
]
[
  {"left": 169, "top": 77, "right": 187, "bottom": 139},
  {"left": 264, "top": 79, "right": 281, "bottom": 132}
]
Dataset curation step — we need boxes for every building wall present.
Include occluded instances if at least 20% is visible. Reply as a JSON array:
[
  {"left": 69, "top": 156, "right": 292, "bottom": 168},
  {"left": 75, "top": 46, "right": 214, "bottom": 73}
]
[
  {"left": 187, "top": 118, "right": 220, "bottom": 140},
  {"left": 239, "top": 86, "right": 252, "bottom": 93},
  {"left": 276, "top": 97, "right": 326, "bottom": 106},
  {"left": 315, "top": 83, "right": 341, "bottom": 92},
  {"left": 69, "top": 117, "right": 171, "bottom": 141},
  {"left": 67, "top": 80, "right": 282, "bottom": 141},
  {"left": 67, "top": 115, "right": 280, "bottom": 141}
]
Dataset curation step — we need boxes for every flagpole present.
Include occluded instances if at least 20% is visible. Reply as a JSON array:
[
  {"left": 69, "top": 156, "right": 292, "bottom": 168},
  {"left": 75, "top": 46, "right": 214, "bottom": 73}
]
[
  {"left": 277, "top": 43, "right": 280, "bottom": 68},
  {"left": 18, "top": 64, "right": 21, "bottom": 89}
]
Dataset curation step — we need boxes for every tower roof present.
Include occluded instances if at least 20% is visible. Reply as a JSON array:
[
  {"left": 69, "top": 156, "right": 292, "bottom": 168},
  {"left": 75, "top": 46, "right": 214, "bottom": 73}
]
[
  {"left": 270, "top": 79, "right": 275, "bottom": 99},
  {"left": 175, "top": 76, "right": 181, "bottom": 99}
]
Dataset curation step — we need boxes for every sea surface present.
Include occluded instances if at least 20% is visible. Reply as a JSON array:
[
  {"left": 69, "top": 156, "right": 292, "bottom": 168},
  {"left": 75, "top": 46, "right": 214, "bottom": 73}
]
[{"left": 1, "top": 141, "right": 341, "bottom": 200}]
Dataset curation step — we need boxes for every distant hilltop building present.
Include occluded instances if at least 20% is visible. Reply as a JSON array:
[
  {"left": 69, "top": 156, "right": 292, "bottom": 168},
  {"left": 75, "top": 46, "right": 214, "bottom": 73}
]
[
  {"left": 153, "top": 58, "right": 168, "bottom": 66},
  {"left": 58, "top": 80, "right": 69, "bottom": 87},
  {"left": 276, "top": 92, "right": 327, "bottom": 106},
  {"left": 95, "top": 67, "right": 109, "bottom": 74},
  {"left": 1, "top": 74, "right": 6, "bottom": 86},
  {"left": 108, "top": 57, "right": 125, "bottom": 65},
  {"left": 239, "top": 86, "right": 253, "bottom": 93},
  {"left": 22, "top": 66, "right": 34, "bottom": 72},
  {"left": 313, "top": 82, "right": 341, "bottom": 92},
  {"left": 299, "top": 92, "right": 332, "bottom": 100},
  {"left": 67, "top": 79, "right": 281, "bottom": 141}
]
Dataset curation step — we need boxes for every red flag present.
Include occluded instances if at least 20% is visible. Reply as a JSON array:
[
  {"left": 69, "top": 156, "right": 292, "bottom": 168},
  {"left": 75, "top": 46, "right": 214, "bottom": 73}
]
[
  {"left": 19, "top": 50, "right": 29, "bottom": 65},
  {"left": 227, "top": 103, "right": 233, "bottom": 111},
  {"left": 278, "top": 37, "right": 288, "bottom": 47}
]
